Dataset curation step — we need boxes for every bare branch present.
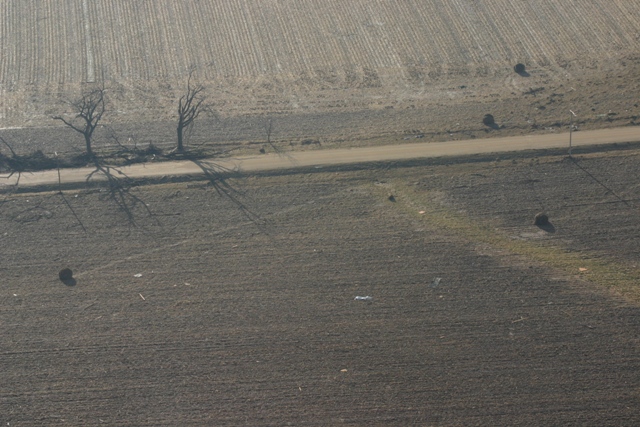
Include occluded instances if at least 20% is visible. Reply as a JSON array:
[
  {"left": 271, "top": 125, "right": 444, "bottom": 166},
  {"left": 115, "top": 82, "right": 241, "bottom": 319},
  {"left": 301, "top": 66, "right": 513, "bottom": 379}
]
[
  {"left": 176, "top": 69, "right": 207, "bottom": 152},
  {"left": 54, "top": 87, "right": 106, "bottom": 157}
]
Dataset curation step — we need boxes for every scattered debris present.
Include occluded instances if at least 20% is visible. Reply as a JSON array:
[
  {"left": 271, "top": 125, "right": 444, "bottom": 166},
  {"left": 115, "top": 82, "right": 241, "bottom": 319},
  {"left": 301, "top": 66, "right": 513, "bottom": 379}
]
[
  {"left": 139, "top": 293, "right": 146, "bottom": 301},
  {"left": 579, "top": 267, "right": 588, "bottom": 272},
  {"left": 430, "top": 277, "right": 442, "bottom": 288},
  {"left": 134, "top": 273, "right": 143, "bottom": 278},
  {"left": 354, "top": 296, "right": 373, "bottom": 301}
]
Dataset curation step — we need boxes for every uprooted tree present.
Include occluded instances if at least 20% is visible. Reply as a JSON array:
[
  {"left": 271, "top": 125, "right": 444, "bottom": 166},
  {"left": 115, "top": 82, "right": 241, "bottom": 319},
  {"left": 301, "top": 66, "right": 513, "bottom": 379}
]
[
  {"left": 176, "top": 72, "right": 206, "bottom": 152},
  {"left": 53, "top": 86, "right": 105, "bottom": 160}
]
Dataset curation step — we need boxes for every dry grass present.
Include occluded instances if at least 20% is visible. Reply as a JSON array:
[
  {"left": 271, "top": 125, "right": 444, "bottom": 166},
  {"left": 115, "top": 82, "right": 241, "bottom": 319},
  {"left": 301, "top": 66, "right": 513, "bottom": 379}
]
[{"left": 378, "top": 178, "right": 640, "bottom": 304}]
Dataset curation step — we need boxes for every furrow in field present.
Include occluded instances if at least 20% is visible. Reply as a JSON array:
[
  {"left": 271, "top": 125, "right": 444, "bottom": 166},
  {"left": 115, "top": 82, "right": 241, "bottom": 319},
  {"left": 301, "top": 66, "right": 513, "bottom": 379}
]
[
  {"left": 61, "top": 1, "right": 84, "bottom": 83},
  {"left": 160, "top": 1, "right": 179, "bottom": 77},
  {"left": 251, "top": 3, "right": 284, "bottom": 74},
  {"left": 1, "top": 3, "right": 15, "bottom": 86},
  {"left": 595, "top": 2, "right": 638, "bottom": 48},
  {"left": 81, "top": 0, "right": 95, "bottom": 82},
  {"left": 542, "top": 2, "right": 600, "bottom": 59},
  {"left": 585, "top": 2, "right": 631, "bottom": 53},
  {"left": 572, "top": 2, "right": 614, "bottom": 55},
  {"left": 55, "top": 0, "right": 69, "bottom": 84},
  {"left": 333, "top": 2, "right": 363, "bottom": 70},
  {"left": 239, "top": 0, "right": 267, "bottom": 74},
  {"left": 130, "top": 0, "right": 151, "bottom": 79},
  {"left": 234, "top": 1, "right": 261, "bottom": 76},
  {"left": 0, "top": 4, "right": 6, "bottom": 86},
  {"left": 491, "top": 1, "right": 535, "bottom": 64},
  {"left": 358, "top": 2, "right": 394, "bottom": 69},
  {"left": 193, "top": 0, "right": 219, "bottom": 80},
  {"left": 208, "top": 1, "right": 230, "bottom": 76},
  {"left": 430, "top": 0, "right": 471, "bottom": 67},
  {"left": 107, "top": 1, "right": 129, "bottom": 79},
  {"left": 216, "top": 2, "right": 246, "bottom": 76},
  {"left": 35, "top": 2, "right": 47, "bottom": 84},
  {"left": 397, "top": 1, "right": 439, "bottom": 68},
  {"left": 441, "top": 1, "right": 479, "bottom": 64},
  {"left": 189, "top": 1, "right": 218, "bottom": 76},
  {"left": 17, "top": 1, "right": 28, "bottom": 84},
  {"left": 176, "top": 1, "right": 198, "bottom": 75},
  {"left": 360, "top": 1, "right": 391, "bottom": 70},
  {"left": 390, "top": 1, "right": 446, "bottom": 68},
  {"left": 468, "top": 1, "right": 514, "bottom": 62},
  {"left": 307, "top": 3, "right": 341, "bottom": 72},
  {"left": 612, "top": 0, "right": 640, "bottom": 48},
  {"left": 145, "top": 1, "right": 166, "bottom": 79},
  {"left": 322, "top": 5, "right": 354, "bottom": 71},
  {"left": 95, "top": 1, "right": 114, "bottom": 78},
  {"left": 279, "top": 3, "right": 316, "bottom": 73},
  {"left": 347, "top": 2, "right": 380, "bottom": 70},
  {"left": 448, "top": 1, "right": 491, "bottom": 64},
  {"left": 519, "top": 2, "right": 563, "bottom": 61},
  {"left": 102, "top": 0, "right": 127, "bottom": 80},
  {"left": 506, "top": 0, "right": 553, "bottom": 65},
  {"left": 117, "top": 0, "right": 137, "bottom": 79}
]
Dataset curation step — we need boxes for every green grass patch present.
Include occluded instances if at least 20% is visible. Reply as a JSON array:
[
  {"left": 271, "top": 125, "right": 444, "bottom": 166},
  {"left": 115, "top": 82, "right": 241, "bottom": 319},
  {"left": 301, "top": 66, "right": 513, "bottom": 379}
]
[{"left": 379, "top": 180, "right": 640, "bottom": 304}]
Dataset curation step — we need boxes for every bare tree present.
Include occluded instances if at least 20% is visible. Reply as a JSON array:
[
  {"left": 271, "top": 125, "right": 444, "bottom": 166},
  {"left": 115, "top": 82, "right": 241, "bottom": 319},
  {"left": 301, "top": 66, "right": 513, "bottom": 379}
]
[
  {"left": 176, "top": 72, "right": 205, "bottom": 152},
  {"left": 53, "top": 87, "right": 105, "bottom": 159}
]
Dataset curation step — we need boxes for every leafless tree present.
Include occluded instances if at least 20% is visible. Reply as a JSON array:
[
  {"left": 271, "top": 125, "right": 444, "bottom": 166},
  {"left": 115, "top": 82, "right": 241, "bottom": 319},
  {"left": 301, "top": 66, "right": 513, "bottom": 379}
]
[
  {"left": 53, "top": 86, "right": 105, "bottom": 159},
  {"left": 176, "top": 72, "right": 205, "bottom": 152}
]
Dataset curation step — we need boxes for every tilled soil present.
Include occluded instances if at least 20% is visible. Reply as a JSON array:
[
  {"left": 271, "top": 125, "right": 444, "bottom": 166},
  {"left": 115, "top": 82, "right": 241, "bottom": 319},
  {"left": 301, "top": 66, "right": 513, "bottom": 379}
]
[{"left": 1, "top": 150, "right": 640, "bottom": 426}]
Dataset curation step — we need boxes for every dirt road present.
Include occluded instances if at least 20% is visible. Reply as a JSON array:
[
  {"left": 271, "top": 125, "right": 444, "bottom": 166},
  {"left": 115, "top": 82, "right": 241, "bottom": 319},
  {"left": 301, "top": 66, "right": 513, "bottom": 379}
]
[{"left": 2, "top": 126, "right": 638, "bottom": 189}]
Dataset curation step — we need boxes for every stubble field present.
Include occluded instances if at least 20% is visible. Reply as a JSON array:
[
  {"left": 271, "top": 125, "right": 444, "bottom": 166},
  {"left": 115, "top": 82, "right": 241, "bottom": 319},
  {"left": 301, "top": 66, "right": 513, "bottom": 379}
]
[
  {"left": 1, "top": 147, "right": 640, "bottom": 425},
  {"left": 1, "top": 1, "right": 639, "bottom": 154}
]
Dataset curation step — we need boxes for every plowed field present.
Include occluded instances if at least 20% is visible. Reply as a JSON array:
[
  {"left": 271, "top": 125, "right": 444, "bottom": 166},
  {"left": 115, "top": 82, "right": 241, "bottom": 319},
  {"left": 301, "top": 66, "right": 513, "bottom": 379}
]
[
  {"left": 1, "top": 1, "right": 639, "bottom": 150},
  {"left": 1, "top": 147, "right": 640, "bottom": 425}
]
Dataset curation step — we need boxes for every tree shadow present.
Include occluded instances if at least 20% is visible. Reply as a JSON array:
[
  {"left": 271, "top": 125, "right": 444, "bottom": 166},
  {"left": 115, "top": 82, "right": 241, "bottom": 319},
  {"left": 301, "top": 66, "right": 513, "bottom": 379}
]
[
  {"left": 189, "top": 158, "right": 266, "bottom": 230},
  {"left": 516, "top": 70, "right": 531, "bottom": 77},
  {"left": 86, "top": 160, "right": 159, "bottom": 229},
  {"left": 569, "top": 156, "right": 632, "bottom": 208},
  {"left": 0, "top": 136, "right": 25, "bottom": 192}
]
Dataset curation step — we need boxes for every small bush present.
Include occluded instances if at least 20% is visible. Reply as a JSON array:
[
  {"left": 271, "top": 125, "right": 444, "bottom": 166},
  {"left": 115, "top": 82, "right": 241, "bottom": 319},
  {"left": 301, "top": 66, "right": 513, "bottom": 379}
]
[
  {"left": 514, "top": 63, "right": 526, "bottom": 73},
  {"left": 533, "top": 212, "right": 549, "bottom": 226},
  {"left": 59, "top": 268, "right": 73, "bottom": 281},
  {"left": 483, "top": 114, "right": 495, "bottom": 126}
]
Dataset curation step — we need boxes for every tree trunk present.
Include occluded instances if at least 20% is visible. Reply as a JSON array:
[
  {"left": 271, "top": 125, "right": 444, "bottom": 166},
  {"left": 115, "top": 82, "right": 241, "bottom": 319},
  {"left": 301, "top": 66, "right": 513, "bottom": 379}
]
[
  {"left": 177, "top": 125, "right": 184, "bottom": 151},
  {"left": 84, "top": 133, "right": 94, "bottom": 158}
]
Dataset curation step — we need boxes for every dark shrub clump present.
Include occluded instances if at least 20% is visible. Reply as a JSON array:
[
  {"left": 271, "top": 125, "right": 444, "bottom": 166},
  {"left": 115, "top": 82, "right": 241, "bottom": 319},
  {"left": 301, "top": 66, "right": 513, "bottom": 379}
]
[{"left": 533, "top": 212, "right": 549, "bottom": 226}]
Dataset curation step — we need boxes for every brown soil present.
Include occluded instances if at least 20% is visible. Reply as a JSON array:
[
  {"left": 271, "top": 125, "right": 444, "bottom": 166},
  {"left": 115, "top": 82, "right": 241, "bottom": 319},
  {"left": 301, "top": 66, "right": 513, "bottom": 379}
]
[
  {"left": 3, "top": 56, "right": 640, "bottom": 160},
  {"left": 1, "top": 147, "right": 639, "bottom": 426}
]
